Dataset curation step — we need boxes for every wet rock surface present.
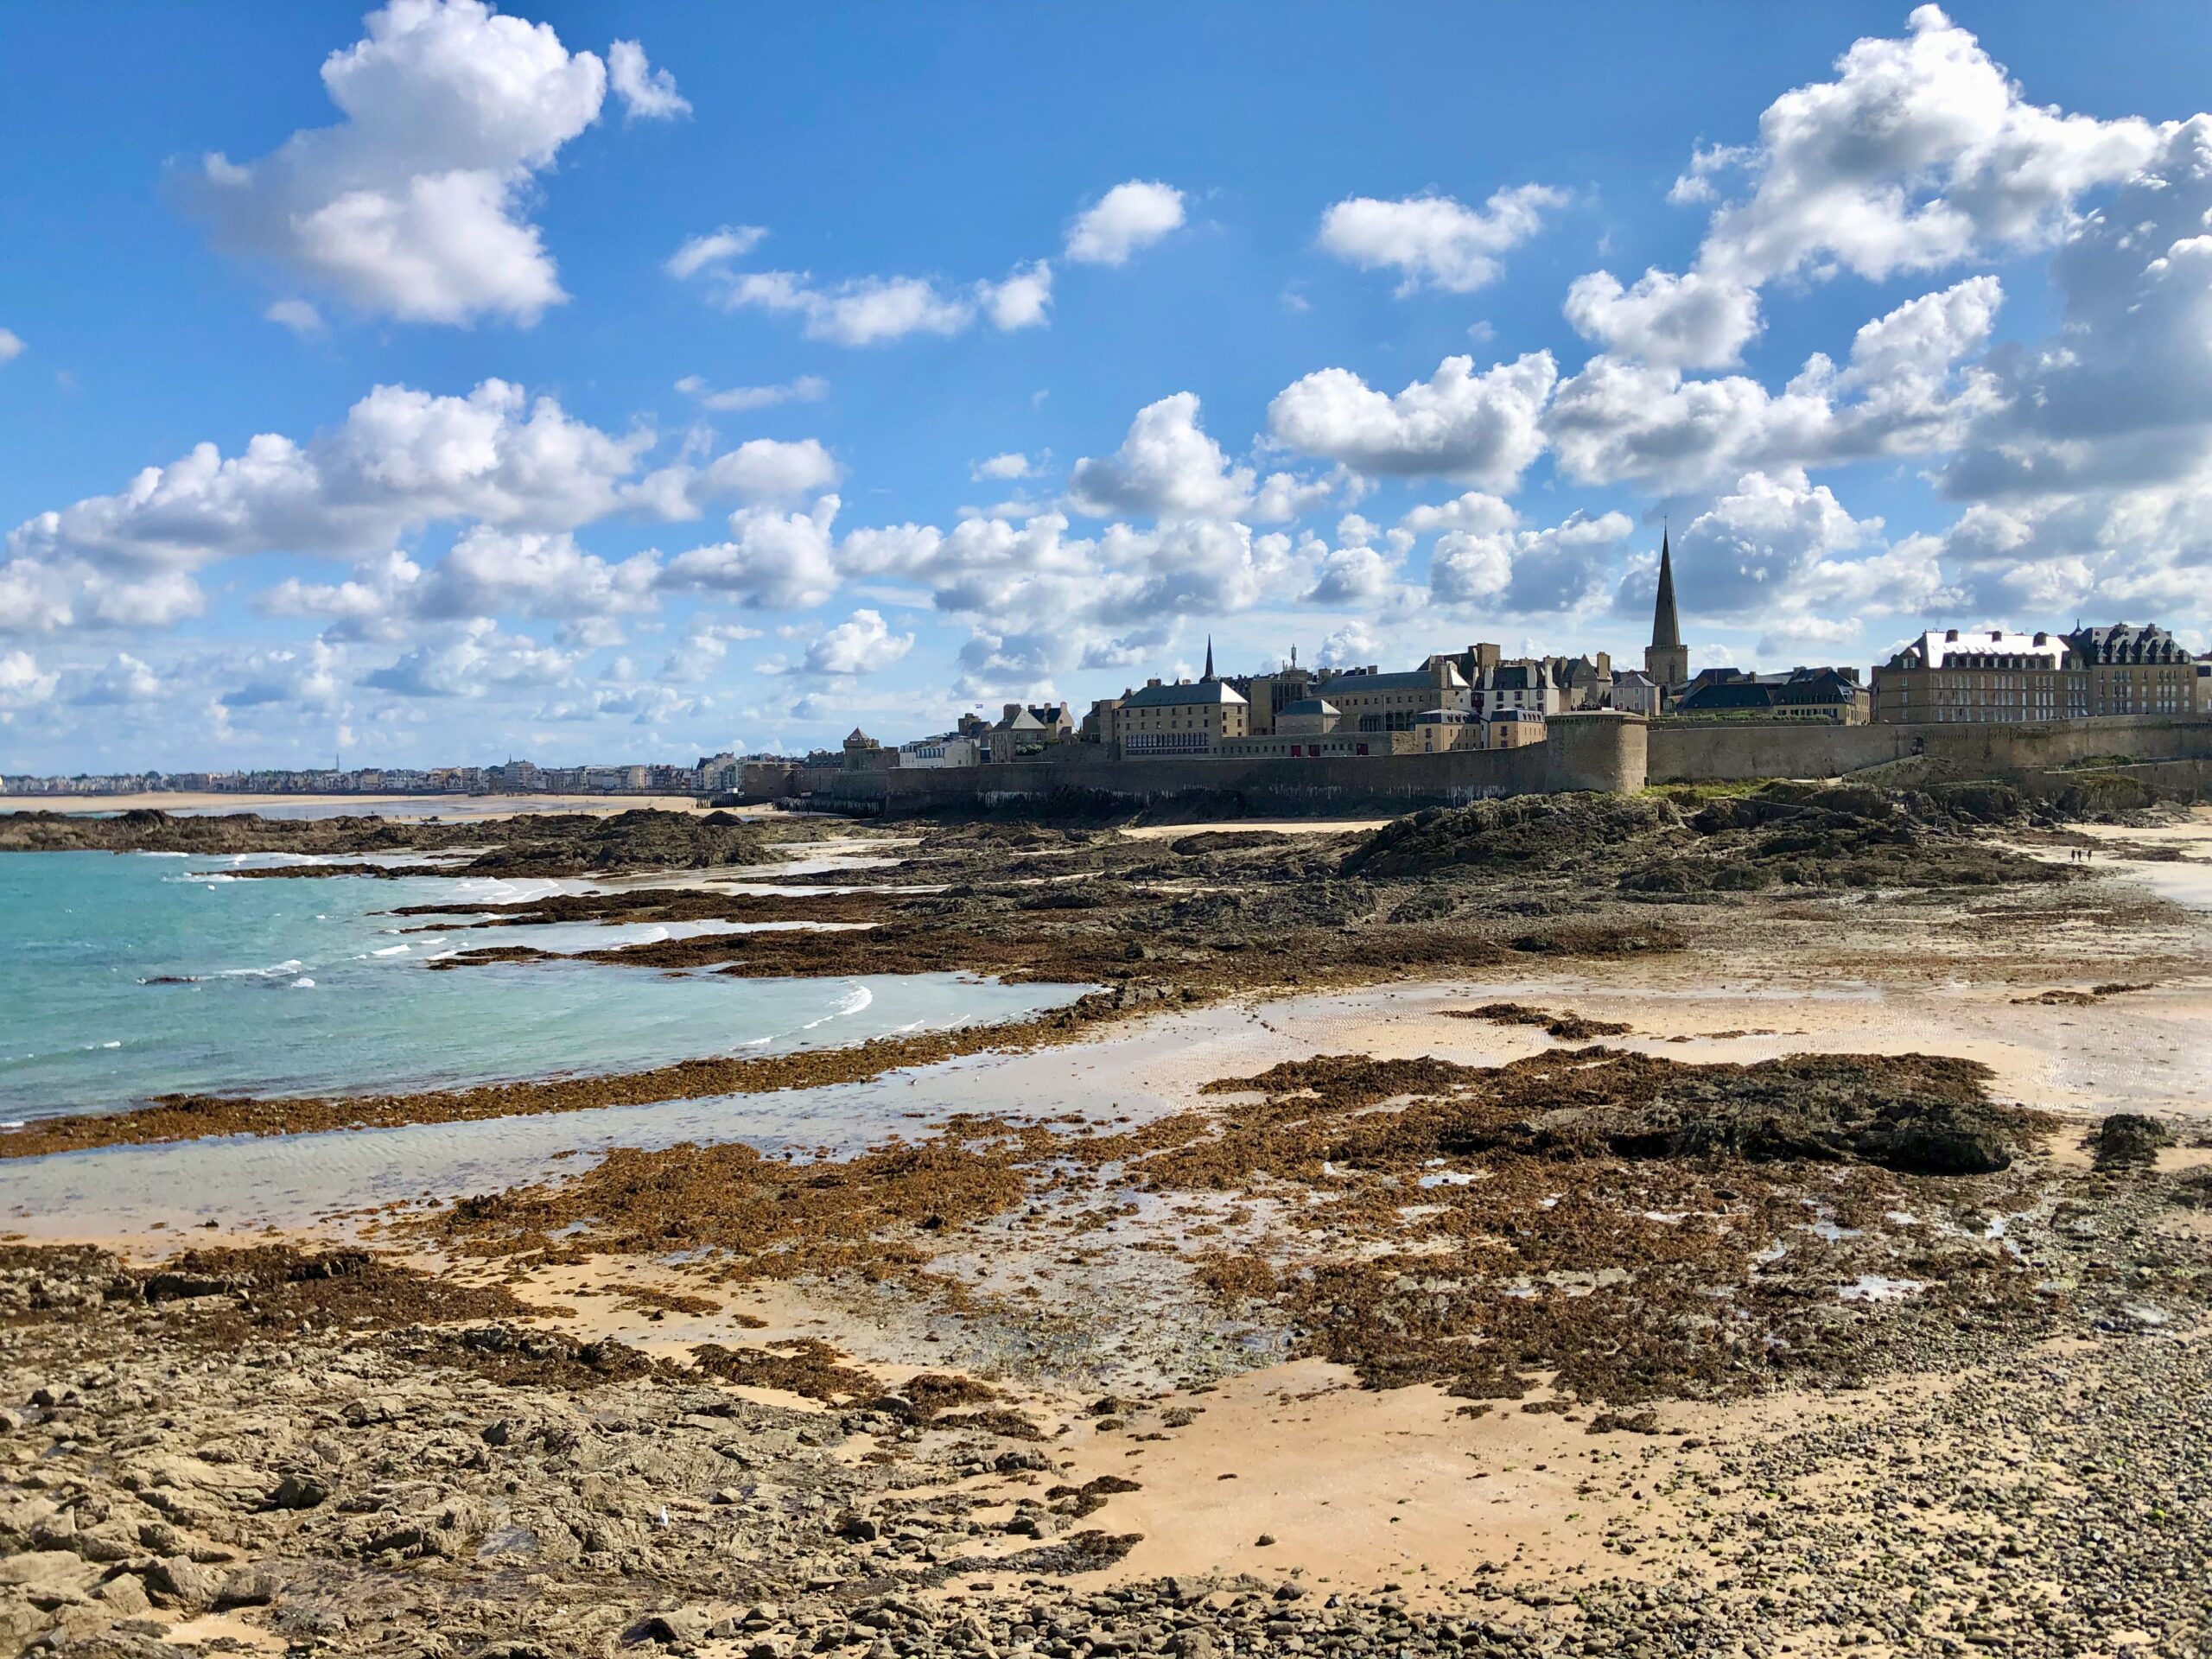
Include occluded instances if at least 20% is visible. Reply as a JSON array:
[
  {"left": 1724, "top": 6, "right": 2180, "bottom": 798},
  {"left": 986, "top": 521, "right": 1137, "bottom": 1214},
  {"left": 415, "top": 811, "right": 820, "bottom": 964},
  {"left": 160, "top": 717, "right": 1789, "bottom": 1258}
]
[
  {"left": 5, "top": 793, "right": 2209, "bottom": 1654},
  {"left": 0, "top": 805, "right": 831, "bottom": 875},
  {"left": 2090, "top": 1111, "right": 2176, "bottom": 1169},
  {"left": 395, "top": 1043, "right": 2196, "bottom": 1415},
  {"left": 5, "top": 1109, "right": 2210, "bottom": 1658}
]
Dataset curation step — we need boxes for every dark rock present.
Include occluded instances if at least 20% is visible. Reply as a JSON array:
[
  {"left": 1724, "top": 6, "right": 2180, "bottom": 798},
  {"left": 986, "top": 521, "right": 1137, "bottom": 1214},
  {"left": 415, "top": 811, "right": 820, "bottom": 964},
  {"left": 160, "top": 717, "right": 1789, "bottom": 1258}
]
[
  {"left": 213, "top": 1565, "right": 278, "bottom": 1608},
  {"left": 266, "top": 1471, "right": 329, "bottom": 1510},
  {"left": 2090, "top": 1114, "right": 2172, "bottom": 1170}
]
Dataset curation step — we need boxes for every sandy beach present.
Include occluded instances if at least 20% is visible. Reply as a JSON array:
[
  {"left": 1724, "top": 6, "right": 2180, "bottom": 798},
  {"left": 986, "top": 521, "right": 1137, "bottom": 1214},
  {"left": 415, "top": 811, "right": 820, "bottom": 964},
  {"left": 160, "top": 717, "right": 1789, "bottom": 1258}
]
[
  {"left": 0, "top": 791, "right": 724, "bottom": 818},
  {"left": 4, "top": 791, "right": 2210, "bottom": 1656}
]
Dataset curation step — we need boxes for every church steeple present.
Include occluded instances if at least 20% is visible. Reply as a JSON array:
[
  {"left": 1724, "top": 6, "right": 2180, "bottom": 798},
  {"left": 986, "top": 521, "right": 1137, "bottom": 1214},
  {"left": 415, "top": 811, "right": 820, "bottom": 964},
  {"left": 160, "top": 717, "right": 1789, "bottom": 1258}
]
[
  {"left": 1643, "top": 530, "right": 1690, "bottom": 691},
  {"left": 1650, "top": 531, "right": 1681, "bottom": 652},
  {"left": 1202, "top": 635, "right": 1216, "bottom": 682}
]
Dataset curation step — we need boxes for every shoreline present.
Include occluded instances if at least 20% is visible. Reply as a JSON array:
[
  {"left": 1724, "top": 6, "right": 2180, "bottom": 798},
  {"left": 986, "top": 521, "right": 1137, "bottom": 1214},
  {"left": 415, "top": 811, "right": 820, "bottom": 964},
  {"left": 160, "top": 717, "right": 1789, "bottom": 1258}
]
[
  {"left": 9, "top": 944, "right": 2210, "bottom": 1243},
  {"left": 5, "top": 792, "right": 2210, "bottom": 1656},
  {"left": 6, "top": 987, "right": 2208, "bottom": 1650},
  {"left": 0, "top": 790, "right": 728, "bottom": 817}
]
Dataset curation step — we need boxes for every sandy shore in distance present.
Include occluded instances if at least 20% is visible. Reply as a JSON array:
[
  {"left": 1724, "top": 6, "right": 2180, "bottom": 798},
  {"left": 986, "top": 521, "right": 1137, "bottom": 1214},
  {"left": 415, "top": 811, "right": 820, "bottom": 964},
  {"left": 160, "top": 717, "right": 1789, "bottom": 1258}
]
[{"left": 0, "top": 791, "right": 721, "bottom": 817}]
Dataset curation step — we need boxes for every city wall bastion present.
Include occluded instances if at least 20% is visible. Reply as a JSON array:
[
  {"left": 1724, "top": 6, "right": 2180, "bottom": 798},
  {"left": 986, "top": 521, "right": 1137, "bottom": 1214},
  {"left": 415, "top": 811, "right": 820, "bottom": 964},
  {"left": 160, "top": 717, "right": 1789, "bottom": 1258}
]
[{"left": 758, "top": 713, "right": 2212, "bottom": 818}]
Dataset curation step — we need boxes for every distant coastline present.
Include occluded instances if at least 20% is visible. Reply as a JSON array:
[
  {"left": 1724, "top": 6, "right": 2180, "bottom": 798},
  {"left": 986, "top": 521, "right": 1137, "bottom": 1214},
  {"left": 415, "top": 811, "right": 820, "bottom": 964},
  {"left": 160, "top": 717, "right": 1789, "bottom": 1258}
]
[{"left": 0, "top": 791, "right": 715, "bottom": 817}]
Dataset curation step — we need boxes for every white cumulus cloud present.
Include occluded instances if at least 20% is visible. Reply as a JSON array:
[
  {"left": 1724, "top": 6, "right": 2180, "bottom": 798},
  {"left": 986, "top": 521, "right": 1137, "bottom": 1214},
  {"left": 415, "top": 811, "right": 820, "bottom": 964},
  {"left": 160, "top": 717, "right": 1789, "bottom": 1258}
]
[
  {"left": 1696, "top": 6, "right": 2163, "bottom": 289},
  {"left": 1067, "top": 393, "right": 1254, "bottom": 519},
  {"left": 1065, "top": 180, "right": 1186, "bottom": 266},
  {"left": 607, "top": 39, "right": 690, "bottom": 122},
  {"left": 0, "top": 650, "right": 58, "bottom": 715},
  {"left": 181, "top": 0, "right": 629, "bottom": 326},
  {"left": 1317, "top": 185, "right": 1564, "bottom": 294},
  {"left": 804, "top": 608, "right": 915, "bottom": 676},
  {"left": 1268, "top": 353, "right": 1557, "bottom": 488},
  {"left": 660, "top": 496, "right": 845, "bottom": 610},
  {"left": 980, "top": 261, "right": 1053, "bottom": 330},
  {"left": 1563, "top": 269, "right": 1763, "bottom": 369}
]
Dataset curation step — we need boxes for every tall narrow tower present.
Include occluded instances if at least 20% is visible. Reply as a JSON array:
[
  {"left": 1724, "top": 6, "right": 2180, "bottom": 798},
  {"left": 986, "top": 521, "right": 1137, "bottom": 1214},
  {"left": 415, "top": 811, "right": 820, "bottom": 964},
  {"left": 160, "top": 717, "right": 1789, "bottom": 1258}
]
[
  {"left": 1202, "top": 635, "right": 1217, "bottom": 682},
  {"left": 1643, "top": 531, "right": 1689, "bottom": 690}
]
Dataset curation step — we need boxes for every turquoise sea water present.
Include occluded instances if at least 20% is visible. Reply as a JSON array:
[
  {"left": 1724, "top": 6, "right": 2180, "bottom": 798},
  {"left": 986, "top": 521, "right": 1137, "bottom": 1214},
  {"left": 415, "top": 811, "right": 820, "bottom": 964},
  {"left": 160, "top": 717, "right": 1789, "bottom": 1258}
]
[{"left": 0, "top": 850, "right": 1070, "bottom": 1120}]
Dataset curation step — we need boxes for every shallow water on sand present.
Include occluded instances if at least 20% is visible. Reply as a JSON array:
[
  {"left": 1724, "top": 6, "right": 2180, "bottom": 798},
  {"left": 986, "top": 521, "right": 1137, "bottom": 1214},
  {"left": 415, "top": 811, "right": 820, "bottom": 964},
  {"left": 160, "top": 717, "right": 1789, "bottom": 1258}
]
[
  {"left": 9, "top": 830, "right": 2210, "bottom": 1247},
  {"left": 0, "top": 850, "right": 1070, "bottom": 1121}
]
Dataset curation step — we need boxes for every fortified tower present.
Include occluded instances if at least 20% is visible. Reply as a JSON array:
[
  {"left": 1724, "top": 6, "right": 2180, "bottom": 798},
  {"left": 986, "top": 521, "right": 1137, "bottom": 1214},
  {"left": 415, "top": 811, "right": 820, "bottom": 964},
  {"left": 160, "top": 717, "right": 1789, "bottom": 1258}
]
[
  {"left": 1543, "top": 711, "right": 1648, "bottom": 794},
  {"left": 1643, "top": 531, "right": 1690, "bottom": 693}
]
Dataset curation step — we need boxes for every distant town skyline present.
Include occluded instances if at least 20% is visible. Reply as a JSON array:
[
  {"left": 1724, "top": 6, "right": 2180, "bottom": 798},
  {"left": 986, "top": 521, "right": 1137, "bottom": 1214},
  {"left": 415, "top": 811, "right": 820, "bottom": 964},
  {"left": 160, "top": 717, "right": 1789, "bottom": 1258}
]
[{"left": 6, "top": 3, "right": 2212, "bottom": 773}]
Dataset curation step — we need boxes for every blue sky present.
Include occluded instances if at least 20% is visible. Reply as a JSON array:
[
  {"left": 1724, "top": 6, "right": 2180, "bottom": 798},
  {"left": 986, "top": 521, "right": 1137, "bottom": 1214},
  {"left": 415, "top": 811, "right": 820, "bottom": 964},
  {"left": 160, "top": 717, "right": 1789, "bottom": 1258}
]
[{"left": 4, "top": 2, "right": 2212, "bottom": 772}]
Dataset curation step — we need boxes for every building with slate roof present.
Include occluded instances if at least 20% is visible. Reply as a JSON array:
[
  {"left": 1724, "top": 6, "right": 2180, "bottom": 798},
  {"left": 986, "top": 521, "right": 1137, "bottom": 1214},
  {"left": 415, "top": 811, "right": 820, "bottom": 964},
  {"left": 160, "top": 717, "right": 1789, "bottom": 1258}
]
[
  {"left": 1674, "top": 666, "right": 1866, "bottom": 722},
  {"left": 1874, "top": 623, "right": 2195, "bottom": 722},
  {"left": 1313, "top": 659, "right": 1473, "bottom": 733},
  {"left": 1110, "top": 677, "right": 1249, "bottom": 756},
  {"left": 2064, "top": 623, "right": 2195, "bottom": 718}
]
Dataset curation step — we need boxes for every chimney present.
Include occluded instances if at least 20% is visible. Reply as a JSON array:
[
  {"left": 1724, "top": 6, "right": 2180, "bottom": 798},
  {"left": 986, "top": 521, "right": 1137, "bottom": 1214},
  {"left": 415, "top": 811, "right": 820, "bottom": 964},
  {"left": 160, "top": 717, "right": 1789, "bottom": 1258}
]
[
  {"left": 1945, "top": 628, "right": 1960, "bottom": 642},
  {"left": 1147, "top": 677, "right": 1161, "bottom": 688}
]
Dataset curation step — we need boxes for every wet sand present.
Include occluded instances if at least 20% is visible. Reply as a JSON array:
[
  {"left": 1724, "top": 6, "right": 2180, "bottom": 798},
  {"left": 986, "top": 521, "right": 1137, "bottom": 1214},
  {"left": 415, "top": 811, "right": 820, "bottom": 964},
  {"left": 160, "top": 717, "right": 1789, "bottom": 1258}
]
[
  {"left": 5, "top": 798, "right": 2211, "bottom": 1656},
  {"left": 11, "top": 944, "right": 2205, "bottom": 1248}
]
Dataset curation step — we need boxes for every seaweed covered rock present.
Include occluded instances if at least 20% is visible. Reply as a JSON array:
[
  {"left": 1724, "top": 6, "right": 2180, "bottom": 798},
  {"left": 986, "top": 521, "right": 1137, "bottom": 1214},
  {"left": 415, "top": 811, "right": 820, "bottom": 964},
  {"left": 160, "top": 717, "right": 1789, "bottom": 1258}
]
[
  {"left": 2090, "top": 1112, "right": 2173, "bottom": 1170},
  {"left": 1437, "top": 1052, "right": 2036, "bottom": 1176},
  {"left": 1621, "top": 780, "right": 2061, "bottom": 894},
  {"left": 0, "top": 808, "right": 473, "bottom": 856},
  {"left": 1340, "top": 794, "right": 1680, "bottom": 879},
  {"left": 454, "top": 810, "right": 772, "bottom": 875},
  {"left": 0, "top": 804, "right": 788, "bottom": 874}
]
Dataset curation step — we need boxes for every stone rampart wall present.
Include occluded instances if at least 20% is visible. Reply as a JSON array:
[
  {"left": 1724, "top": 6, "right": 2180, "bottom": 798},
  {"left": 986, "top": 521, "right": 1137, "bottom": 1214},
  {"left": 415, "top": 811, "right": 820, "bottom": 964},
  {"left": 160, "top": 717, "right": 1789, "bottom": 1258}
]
[
  {"left": 1646, "top": 715, "right": 2212, "bottom": 785},
  {"left": 761, "top": 713, "right": 2209, "bottom": 817}
]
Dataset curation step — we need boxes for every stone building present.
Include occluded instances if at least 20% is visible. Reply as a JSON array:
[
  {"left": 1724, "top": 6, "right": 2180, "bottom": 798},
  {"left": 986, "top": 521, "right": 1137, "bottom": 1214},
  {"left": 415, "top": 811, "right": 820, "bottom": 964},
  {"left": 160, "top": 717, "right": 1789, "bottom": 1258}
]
[
  {"left": 1219, "top": 727, "right": 1416, "bottom": 760},
  {"left": 1480, "top": 659, "right": 1563, "bottom": 716},
  {"left": 1414, "top": 708, "right": 1484, "bottom": 753},
  {"left": 1674, "top": 666, "right": 1867, "bottom": 722},
  {"left": 1488, "top": 708, "right": 1548, "bottom": 747},
  {"left": 983, "top": 702, "right": 1073, "bottom": 763},
  {"left": 1234, "top": 655, "right": 1318, "bottom": 736},
  {"left": 1554, "top": 653, "right": 1615, "bottom": 710},
  {"left": 1111, "top": 677, "right": 1249, "bottom": 755},
  {"left": 2066, "top": 624, "right": 2195, "bottom": 717},
  {"left": 1872, "top": 623, "right": 2191, "bottom": 723},
  {"left": 1313, "top": 658, "right": 1473, "bottom": 733},
  {"left": 1608, "top": 667, "right": 1661, "bottom": 716},
  {"left": 1872, "top": 630, "right": 2074, "bottom": 722},
  {"left": 841, "top": 728, "right": 893, "bottom": 771},
  {"left": 1276, "top": 697, "right": 1339, "bottom": 737}
]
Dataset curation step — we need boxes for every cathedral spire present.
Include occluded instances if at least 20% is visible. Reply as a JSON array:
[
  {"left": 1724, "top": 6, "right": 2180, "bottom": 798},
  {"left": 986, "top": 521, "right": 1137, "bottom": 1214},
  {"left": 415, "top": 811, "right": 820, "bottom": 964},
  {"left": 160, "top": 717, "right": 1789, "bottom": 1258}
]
[
  {"left": 1203, "top": 634, "right": 1216, "bottom": 681},
  {"left": 1650, "top": 530, "right": 1681, "bottom": 652},
  {"left": 1643, "top": 529, "right": 1690, "bottom": 692}
]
